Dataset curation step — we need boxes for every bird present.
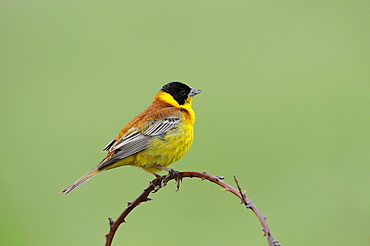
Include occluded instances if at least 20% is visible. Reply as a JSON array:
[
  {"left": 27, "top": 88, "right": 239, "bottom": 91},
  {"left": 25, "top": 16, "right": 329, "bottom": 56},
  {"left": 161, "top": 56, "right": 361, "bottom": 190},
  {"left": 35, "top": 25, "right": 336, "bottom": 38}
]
[{"left": 60, "top": 81, "right": 201, "bottom": 194}]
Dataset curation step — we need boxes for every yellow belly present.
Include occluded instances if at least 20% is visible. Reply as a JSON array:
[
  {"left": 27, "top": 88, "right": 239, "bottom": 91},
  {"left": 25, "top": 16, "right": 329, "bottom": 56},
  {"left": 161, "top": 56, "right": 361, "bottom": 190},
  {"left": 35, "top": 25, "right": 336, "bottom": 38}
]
[
  {"left": 108, "top": 120, "right": 194, "bottom": 173},
  {"left": 136, "top": 122, "right": 194, "bottom": 172}
]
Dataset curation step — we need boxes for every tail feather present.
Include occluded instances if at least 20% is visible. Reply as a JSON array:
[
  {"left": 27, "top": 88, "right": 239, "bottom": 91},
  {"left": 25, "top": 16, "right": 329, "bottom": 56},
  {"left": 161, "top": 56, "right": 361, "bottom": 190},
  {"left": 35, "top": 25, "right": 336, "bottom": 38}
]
[{"left": 60, "top": 169, "right": 100, "bottom": 194}]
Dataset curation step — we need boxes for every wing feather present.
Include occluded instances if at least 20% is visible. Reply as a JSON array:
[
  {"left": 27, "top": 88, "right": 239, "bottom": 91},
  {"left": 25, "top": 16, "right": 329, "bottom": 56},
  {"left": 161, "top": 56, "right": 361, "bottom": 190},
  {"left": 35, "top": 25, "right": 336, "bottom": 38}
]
[
  {"left": 98, "top": 117, "right": 180, "bottom": 169},
  {"left": 143, "top": 117, "right": 180, "bottom": 135}
]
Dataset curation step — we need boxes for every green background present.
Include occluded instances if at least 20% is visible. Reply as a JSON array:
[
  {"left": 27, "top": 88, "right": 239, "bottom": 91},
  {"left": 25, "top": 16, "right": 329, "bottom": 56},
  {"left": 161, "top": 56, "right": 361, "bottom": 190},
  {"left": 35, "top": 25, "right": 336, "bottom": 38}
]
[{"left": 1, "top": 1, "right": 368, "bottom": 245}]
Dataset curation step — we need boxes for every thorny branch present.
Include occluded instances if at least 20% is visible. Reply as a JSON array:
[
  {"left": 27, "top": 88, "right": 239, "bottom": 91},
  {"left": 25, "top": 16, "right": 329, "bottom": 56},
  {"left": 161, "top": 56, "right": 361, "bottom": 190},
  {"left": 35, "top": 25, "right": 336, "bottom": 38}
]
[{"left": 104, "top": 171, "right": 281, "bottom": 246}]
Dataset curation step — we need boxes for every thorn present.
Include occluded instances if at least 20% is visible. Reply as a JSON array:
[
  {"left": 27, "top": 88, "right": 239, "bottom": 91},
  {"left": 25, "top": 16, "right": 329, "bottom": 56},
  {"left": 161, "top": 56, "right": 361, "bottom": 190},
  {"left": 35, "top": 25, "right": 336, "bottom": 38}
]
[
  {"left": 108, "top": 217, "right": 114, "bottom": 226},
  {"left": 127, "top": 201, "right": 132, "bottom": 206},
  {"left": 215, "top": 175, "right": 225, "bottom": 180},
  {"left": 260, "top": 228, "right": 267, "bottom": 237},
  {"left": 273, "top": 240, "right": 282, "bottom": 246},
  {"left": 140, "top": 197, "right": 153, "bottom": 203}
]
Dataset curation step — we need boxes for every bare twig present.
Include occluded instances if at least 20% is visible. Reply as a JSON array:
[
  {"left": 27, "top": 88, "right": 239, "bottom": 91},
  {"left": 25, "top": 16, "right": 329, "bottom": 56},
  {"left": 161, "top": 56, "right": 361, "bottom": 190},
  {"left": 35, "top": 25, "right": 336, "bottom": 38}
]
[
  {"left": 233, "top": 175, "right": 281, "bottom": 246},
  {"left": 104, "top": 171, "right": 281, "bottom": 246}
]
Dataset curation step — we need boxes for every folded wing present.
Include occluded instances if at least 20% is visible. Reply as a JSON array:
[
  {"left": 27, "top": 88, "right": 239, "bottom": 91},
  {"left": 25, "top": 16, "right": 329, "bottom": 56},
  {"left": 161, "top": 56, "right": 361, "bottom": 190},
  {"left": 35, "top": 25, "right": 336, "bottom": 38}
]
[{"left": 98, "top": 117, "right": 180, "bottom": 169}]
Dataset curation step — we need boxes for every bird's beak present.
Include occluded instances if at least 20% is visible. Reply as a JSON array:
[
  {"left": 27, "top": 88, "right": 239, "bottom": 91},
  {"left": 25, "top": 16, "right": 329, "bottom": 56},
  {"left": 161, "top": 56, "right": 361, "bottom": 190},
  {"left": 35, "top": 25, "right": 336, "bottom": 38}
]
[{"left": 188, "top": 87, "right": 202, "bottom": 97}]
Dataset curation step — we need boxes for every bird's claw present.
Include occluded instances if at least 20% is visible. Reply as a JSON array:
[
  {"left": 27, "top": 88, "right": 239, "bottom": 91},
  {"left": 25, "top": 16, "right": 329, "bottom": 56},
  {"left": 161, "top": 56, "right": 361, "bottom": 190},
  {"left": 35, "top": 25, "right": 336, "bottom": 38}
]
[
  {"left": 165, "top": 169, "right": 182, "bottom": 191},
  {"left": 152, "top": 166, "right": 183, "bottom": 192}
]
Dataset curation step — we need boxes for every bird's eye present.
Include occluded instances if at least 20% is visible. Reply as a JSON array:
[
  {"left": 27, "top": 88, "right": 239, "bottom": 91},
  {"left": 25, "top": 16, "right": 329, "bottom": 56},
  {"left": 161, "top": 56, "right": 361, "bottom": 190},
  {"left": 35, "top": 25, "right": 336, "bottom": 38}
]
[{"left": 180, "top": 89, "right": 187, "bottom": 96}]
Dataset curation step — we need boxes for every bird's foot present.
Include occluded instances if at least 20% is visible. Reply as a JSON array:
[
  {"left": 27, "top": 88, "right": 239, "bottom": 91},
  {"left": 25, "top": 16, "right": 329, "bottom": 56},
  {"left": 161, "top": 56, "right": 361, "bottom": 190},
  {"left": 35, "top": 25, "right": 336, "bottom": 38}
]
[{"left": 153, "top": 165, "right": 182, "bottom": 191}]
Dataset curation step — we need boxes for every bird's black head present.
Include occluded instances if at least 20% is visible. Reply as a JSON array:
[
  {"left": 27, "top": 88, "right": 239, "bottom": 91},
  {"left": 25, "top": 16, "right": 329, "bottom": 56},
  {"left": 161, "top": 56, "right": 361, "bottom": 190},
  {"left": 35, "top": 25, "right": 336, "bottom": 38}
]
[{"left": 161, "top": 82, "right": 192, "bottom": 105}]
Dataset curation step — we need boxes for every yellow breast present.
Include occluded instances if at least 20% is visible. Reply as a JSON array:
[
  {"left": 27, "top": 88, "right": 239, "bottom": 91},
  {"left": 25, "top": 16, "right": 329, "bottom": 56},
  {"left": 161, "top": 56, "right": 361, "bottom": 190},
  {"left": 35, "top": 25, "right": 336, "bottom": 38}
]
[{"left": 136, "top": 115, "right": 194, "bottom": 173}]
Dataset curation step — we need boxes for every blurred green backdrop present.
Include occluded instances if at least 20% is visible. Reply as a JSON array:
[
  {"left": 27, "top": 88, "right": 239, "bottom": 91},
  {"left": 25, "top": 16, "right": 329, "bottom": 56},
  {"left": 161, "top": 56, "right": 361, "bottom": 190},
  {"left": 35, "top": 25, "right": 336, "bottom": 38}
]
[{"left": 1, "top": 1, "right": 368, "bottom": 245}]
